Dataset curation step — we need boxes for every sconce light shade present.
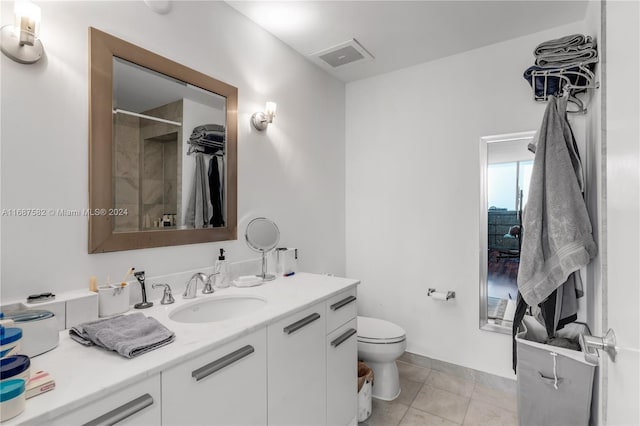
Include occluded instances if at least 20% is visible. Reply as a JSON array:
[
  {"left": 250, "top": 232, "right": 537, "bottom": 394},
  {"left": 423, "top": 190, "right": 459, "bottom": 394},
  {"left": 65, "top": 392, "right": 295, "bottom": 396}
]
[
  {"left": 265, "top": 102, "right": 277, "bottom": 119},
  {"left": 0, "top": 1, "right": 44, "bottom": 64},
  {"left": 251, "top": 101, "right": 277, "bottom": 131}
]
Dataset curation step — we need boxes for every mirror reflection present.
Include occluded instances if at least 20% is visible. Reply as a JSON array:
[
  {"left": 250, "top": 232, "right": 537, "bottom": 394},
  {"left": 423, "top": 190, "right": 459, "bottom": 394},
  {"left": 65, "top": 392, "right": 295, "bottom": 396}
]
[
  {"left": 112, "top": 57, "right": 227, "bottom": 232},
  {"left": 480, "top": 132, "right": 535, "bottom": 333}
]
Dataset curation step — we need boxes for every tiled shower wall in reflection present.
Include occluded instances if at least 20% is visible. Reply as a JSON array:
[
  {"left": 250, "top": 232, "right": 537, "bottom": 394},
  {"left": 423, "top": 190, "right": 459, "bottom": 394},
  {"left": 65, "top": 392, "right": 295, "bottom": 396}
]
[
  {"left": 113, "top": 113, "right": 141, "bottom": 232},
  {"left": 113, "top": 100, "right": 183, "bottom": 232}
]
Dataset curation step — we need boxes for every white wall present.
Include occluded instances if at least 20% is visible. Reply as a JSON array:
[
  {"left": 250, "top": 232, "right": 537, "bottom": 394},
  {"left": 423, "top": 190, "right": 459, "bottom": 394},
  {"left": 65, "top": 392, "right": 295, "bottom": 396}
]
[
  {"left": 346, "top": 21, "right": 593, "bottom": 378},
  {"left": 0, "top": 1, "right": 346, "bottom": 300}
]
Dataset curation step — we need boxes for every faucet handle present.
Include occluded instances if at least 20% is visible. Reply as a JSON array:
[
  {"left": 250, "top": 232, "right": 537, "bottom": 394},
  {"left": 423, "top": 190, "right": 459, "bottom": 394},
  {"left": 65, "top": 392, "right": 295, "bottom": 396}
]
[
  {"left": 152, "top": 283, "right": 175, "bottom": 305},
  {"left": 202, "top": 276, "right": 215, "bottom": 295}
]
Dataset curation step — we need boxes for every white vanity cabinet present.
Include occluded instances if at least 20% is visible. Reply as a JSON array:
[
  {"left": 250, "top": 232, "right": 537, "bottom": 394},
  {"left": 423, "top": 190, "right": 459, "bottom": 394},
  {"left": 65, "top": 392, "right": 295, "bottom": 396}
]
[
  {"left": 326, "top": 289, "right": 358, "bottom": 426},
  {"left": 161, "top": 328, "right": 267, "bottom": 426},
  {"left": 11, "top": 278, "right": 360, "bottom": 426},
  {"left": 267, "top": 303, "right": 327, "bottom": 425},
  {"left": 45, "top": 374, "right": 161, "bottom": 426}
]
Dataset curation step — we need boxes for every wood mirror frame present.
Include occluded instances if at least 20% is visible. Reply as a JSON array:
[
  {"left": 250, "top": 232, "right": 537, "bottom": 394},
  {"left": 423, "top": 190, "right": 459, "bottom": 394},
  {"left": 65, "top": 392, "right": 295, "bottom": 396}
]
[{"left": 89, "top": 27, "right": 237, "bottom": 253}]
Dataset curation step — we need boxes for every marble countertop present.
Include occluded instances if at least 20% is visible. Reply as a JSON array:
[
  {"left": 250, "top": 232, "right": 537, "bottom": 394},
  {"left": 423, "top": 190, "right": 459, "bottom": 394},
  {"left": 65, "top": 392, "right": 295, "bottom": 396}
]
[{"left": 7, "top": 272, "right": 359, "bottom": 425}]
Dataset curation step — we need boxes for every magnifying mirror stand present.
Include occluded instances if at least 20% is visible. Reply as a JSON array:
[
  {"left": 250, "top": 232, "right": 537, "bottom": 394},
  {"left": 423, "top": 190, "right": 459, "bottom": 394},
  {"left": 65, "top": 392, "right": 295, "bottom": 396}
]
[
  {"left": 245, "top": 217, "right": 280, "bottom": 283},
  {"left": 257, "top": 251, "right": 276, "bottom": 282}
]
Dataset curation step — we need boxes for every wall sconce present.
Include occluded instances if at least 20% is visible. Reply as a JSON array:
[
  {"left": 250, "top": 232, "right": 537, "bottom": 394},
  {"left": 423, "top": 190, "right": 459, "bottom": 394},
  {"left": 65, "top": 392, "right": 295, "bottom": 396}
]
[
  {"left": 0, "top": 1, "right": 44, "bottom": 64},
  {"left": 251, "top": 102, "right": 277, "bottom": 131}
]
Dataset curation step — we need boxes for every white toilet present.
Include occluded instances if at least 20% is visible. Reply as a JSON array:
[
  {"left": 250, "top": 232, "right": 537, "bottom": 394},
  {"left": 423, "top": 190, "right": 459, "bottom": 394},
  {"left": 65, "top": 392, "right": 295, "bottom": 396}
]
[{"left": 357, "top": 316, "right": 407, "bottom": 401}]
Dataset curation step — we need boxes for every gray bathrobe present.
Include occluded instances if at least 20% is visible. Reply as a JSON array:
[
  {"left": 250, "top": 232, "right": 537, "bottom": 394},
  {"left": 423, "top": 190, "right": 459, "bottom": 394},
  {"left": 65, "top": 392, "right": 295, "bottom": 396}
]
[
  {"left": 185, "top": 153, "right": 213, "bottom": 228},
  {"left": 518, "top": 95, "right": 597, "bottom": 334}
]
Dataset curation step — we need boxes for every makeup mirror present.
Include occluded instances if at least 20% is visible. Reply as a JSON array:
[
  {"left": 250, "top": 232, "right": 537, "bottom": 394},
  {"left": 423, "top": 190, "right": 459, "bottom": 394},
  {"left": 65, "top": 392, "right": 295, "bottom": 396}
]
[{"left": 245, "top": 217, "right": 280, "bottom": 282}]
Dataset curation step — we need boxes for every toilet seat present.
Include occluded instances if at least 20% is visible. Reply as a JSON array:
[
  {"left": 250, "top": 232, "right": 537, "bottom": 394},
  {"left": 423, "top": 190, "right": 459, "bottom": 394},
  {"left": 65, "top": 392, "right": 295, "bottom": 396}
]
[{"left": 357, "top": 316, "right": 406, "bottom": 344}]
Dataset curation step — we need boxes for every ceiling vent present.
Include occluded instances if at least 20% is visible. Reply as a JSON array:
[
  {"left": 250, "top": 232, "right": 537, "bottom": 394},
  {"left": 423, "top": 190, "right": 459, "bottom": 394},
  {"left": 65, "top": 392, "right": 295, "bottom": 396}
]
[{"left": 311, "top": 39, "right": 374, "bottom": 68}]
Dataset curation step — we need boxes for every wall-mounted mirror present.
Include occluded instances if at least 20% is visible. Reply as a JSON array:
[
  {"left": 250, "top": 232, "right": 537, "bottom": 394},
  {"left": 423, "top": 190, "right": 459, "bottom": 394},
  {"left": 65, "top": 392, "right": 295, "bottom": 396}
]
[
  {"left": 89, "top": 28, "right": 237, "bottom": 252},
  {"left": 479, "top": 131, "right": 535, "bottom": 334}
]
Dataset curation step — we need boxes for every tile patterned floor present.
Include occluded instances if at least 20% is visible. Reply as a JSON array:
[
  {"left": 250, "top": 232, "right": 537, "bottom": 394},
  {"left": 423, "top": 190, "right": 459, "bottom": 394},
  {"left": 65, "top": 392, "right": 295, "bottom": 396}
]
[{"left": 359, "top": 361, "right": 518, "bottom": 426}]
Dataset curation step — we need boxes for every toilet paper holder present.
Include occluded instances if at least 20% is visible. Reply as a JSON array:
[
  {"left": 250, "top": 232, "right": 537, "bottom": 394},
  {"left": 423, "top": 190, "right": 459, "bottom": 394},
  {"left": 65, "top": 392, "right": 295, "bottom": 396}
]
[{"left": 427, "top": 288, "right": 456, "bottom": 300}]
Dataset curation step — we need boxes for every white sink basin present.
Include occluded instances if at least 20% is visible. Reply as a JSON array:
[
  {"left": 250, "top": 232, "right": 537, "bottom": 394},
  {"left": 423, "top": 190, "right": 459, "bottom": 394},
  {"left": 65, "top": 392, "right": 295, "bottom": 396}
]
[{"left": 169, "top": 295, "right": 267, "bottom": 324}]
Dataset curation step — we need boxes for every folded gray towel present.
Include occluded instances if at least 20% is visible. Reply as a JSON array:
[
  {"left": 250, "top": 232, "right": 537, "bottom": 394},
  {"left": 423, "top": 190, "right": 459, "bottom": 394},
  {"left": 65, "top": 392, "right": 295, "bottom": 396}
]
[
  {"left": 535, "top": 52, "right": 598, "bottom": 68},
  {"left": 533, "top": 34, "right": 598, "bottom": 68},
  {"left": 69, "top": 313, "right": 175, "bottom": 358},
  {"left": 534, "top": 34, "right": 593, "bottom": 56}
]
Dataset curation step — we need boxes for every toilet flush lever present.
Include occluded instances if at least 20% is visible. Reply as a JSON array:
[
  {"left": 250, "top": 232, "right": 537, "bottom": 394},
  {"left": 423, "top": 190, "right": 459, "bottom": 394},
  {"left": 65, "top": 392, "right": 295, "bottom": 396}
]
[{"left": 580, "top": 328, "right": 617, "bottom": 363}]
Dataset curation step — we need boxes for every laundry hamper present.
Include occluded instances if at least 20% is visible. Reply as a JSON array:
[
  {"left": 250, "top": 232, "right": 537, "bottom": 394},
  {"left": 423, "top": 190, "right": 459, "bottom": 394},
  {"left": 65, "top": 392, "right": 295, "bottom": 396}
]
[
  {"left": 516, "top": 316, "right": 597, "bottom": 426},
  {"left": 357, "top": 361, "right": 374, "bottom": 422}
]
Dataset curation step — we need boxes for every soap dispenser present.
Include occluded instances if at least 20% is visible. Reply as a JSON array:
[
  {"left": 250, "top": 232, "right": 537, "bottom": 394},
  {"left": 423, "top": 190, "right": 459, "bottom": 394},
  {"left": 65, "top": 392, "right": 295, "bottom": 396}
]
[{"left": 214, "top": 248, "right": 230, "bottom": 288}]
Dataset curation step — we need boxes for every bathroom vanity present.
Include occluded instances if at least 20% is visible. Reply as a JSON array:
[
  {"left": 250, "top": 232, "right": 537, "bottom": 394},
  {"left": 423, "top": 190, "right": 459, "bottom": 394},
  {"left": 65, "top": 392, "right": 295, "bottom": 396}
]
[{"left": 5, "top": 273, "right": 359, "bottom": 426}]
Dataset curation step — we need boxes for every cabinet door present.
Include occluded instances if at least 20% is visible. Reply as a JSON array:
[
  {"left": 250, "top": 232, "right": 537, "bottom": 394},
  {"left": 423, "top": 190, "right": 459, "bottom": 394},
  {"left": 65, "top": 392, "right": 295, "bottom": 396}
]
[
  {"left": 327, "top": 319, "right": 358, "bottom": 426},
  {"left": 268, "top": 303, "right": 326, "bottom": 426},
  {"left": 162, "top": 329, "right": 267, "bottom": 426},
  {"left": 47, "top": 374, "right": 161, "bottom": 426}
]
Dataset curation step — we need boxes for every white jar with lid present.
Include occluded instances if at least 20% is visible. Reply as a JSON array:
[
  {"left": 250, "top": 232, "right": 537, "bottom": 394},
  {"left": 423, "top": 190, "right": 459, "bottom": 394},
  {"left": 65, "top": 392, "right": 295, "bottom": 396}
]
[{"left": 0, "top": 379, "right": 26, "bottom": 422}]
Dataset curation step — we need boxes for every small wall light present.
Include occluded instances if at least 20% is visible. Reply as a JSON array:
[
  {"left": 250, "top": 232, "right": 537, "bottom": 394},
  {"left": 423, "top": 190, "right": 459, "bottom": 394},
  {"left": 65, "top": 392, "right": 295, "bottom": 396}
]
[
  {"left": 251, "top": 102, "right": 277, "bottom": 131},
  {"left": 0, "top": 1, "right": 44, "bottom": 64}
]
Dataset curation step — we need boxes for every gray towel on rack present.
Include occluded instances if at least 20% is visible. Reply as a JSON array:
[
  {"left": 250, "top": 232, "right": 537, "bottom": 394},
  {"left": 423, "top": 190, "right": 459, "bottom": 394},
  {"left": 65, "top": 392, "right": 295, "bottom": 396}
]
[
  {"left": 69, "top": 313, "right": 175, "bottom": 358},
  {"left": 534, "top": 34, "right": 597, "bottom": 67},
  {"left": 517, "top": 95, "right": 597, "bottom": 311},
  {"left": 534, "top": 34, "right": 593, "bottom": 56},
  {"left": 536, "top": 51, "right": 598, "bottom": 68},
  {"left": 185, "top": 153, "right": 213, "bottom": 228}
]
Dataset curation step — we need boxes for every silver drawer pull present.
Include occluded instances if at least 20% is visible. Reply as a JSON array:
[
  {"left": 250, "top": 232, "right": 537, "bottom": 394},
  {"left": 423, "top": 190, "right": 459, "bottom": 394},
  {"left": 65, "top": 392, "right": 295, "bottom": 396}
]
[
  {"left": 331, "top": 328, "right": 357, "bottom": 348},
  {"left": 330, "top": 295, "right": 357, "bottom": 311},
  {"left": 283, "top": 313, "right": 321, "bottom": 334},
  {"left": 192, "top": 345, "right": 255, "bottom": 382},
  {"left": 83, "top": 393, "right": 154, "bottom": 426}
]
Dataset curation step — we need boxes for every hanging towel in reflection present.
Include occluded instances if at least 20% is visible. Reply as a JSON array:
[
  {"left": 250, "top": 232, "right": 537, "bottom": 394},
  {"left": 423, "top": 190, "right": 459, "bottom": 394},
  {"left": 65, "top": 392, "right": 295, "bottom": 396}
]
[
  {"left": 185, "top": 153, "right": 213, "bottom": 228},
  {"left": 517, "top": 94, "right": 596, "bottom": 335},
  {"left": 208, "top": 156, "right": 224, "bottom": 227}
]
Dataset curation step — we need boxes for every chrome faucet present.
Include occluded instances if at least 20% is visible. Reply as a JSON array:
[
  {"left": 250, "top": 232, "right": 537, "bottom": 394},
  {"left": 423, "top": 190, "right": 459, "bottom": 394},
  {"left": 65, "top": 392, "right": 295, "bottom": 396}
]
[
  {"left": 183, "top": 273, "right": 214, "bottom": 299},
  {"left": 152, "top": 283, "right": 175, "bottom": 305}
]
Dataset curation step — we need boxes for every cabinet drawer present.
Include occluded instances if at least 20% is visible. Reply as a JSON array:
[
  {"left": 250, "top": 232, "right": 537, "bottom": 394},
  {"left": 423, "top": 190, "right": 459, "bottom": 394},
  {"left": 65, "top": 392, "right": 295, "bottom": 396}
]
[
  {"left": 162, "top": 328, "right": 267, "bottom": 426},
  {"left": 327, "top": 319, "right": 358, "bottom": 426},
  {"left": 326, "top": 287, "right": 357, "bottom": 333},
  {"left": 47, "top": 374, "right": 161, "bottom": 426}
]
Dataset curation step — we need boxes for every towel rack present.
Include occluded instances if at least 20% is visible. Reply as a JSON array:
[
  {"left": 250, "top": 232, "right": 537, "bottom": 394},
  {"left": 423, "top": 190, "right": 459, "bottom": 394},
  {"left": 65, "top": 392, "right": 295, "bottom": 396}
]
[
  {"left": 528, "top": 62, "right": 599, "bottom": 114},
  {"left": 187, "top": 144, "right": 224, "bottom": 156}
]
